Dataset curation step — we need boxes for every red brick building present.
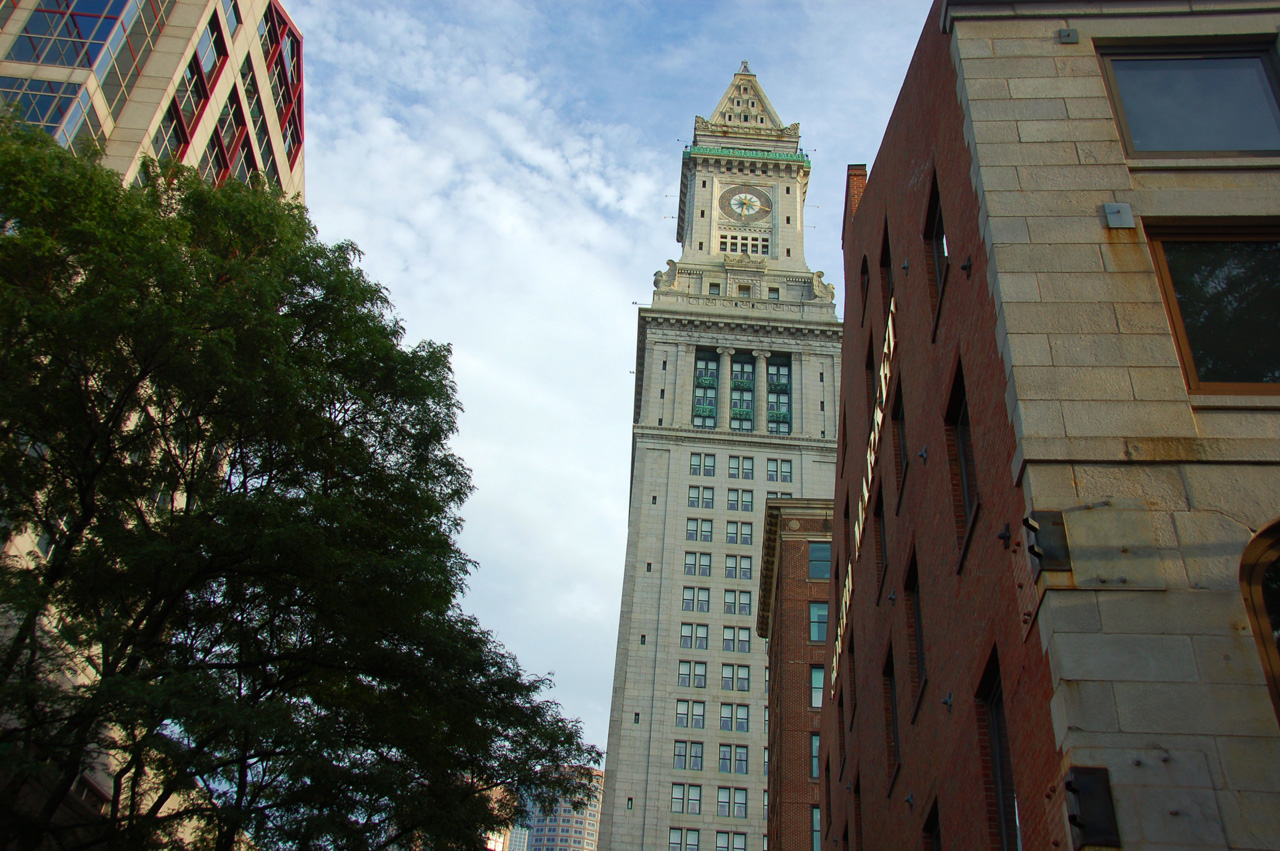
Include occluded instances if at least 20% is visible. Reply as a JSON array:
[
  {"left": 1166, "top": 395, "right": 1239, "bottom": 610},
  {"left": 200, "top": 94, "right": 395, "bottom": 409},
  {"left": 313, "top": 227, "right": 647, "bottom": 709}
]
[
  {"left": 823, "top": 1, "right": 1280, "bottom": 849},
  {"left": 757, "top": 499, "right": 833, "bottom": 851}
]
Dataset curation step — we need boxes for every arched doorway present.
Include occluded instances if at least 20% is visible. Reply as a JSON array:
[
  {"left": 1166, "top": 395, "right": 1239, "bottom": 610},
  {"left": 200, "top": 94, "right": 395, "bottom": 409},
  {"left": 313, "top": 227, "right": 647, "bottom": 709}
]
[{"left": 1241, "top": 518, "right": 1280, "bottom": 726}]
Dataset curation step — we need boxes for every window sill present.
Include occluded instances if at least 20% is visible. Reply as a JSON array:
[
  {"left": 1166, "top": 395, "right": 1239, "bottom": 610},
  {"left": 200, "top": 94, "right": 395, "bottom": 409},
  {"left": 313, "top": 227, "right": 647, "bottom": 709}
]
[
  {"left": 1189, "top": 392, "right": 1280, "bottom": 408},
  {"left": 1126, "top": 155, "right": 1280, "bottom": 171}
]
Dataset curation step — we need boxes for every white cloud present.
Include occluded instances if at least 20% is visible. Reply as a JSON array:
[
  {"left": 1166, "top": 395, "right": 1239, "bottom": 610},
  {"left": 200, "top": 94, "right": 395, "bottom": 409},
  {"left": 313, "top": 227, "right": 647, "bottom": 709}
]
[{"left": 288, "top": 0, "right": 932, "bottom": 752}]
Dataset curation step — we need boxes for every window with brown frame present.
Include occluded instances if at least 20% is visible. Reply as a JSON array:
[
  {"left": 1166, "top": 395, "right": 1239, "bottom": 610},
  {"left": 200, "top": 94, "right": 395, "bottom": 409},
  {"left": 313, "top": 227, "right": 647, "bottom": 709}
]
[
  {"left": 1241, "top": 518, "right": 1280, "bottom": 725},
  {"left": 1100, "top": 45, "right": 1280, "bottom": 157},
  {"left": 859, "top": 256, "right": 871, "bottom": 326},
  {"left": 1148, "top": 229, "right": 1280, "bottom": 393}
]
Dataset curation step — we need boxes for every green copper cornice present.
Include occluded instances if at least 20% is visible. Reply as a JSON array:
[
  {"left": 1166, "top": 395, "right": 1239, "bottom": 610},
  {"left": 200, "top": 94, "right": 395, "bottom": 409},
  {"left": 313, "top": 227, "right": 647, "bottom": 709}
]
[{"left": 684, "top": 146, "right": 809, "bottom": 166}]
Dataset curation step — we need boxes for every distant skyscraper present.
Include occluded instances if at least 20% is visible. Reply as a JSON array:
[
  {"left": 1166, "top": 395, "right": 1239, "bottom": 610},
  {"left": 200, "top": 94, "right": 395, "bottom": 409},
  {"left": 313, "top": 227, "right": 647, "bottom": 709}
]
[
  {"left": 0, "top": 0, "right": 303, "bottom": 196},
  {"left": 529, "top": 768, "right": 604, "bottom": 851},
  {"left": 599, "top": 64, "right": 842, "bottom": 851}
]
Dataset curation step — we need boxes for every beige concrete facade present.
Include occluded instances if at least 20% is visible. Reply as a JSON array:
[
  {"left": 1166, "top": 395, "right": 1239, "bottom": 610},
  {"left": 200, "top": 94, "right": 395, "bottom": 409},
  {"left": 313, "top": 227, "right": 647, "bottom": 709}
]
[
  {"left": 600, "top": 66, "right": 842, "bottom": 851},
  {"left": 0, "top": 0, "right": 304, "bottom": 197},
  {"left": 943, "top": 2, "right": 1280, "bottom": 847}
]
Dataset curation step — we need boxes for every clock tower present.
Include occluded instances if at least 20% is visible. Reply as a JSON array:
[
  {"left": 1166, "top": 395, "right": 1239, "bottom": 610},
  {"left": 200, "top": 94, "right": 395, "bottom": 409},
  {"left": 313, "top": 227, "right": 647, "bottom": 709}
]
[{"left": 597, "top": 66, "right": 841, "bottom": 851}]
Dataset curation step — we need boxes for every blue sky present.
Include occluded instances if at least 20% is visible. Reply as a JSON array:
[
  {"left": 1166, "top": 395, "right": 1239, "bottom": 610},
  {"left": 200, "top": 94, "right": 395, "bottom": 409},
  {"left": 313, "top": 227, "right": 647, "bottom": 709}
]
[{"left": 287, "top": 0, "right": 935, "bottom": 753}]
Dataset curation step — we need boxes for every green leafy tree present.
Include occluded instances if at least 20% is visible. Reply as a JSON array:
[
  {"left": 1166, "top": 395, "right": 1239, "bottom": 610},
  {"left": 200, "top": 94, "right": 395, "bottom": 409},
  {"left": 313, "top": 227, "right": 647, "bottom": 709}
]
[{"left": 0, "top": 115, "right": 599, "bottom": 851}]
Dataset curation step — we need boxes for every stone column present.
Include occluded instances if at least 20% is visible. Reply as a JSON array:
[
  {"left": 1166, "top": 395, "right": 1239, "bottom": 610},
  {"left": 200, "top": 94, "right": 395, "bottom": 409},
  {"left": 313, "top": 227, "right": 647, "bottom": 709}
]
[
  {"left": 753, "top": 350, "right": 769, "bottom": 433},
  {"left": 716, "top": 347, "right": 733, "bottom": 431},
  {"left": 673, "top": 342, "right": 694, "bottom": 428},
  {"left": 792, "top": 350, "right": 805, "bottom": 437}
]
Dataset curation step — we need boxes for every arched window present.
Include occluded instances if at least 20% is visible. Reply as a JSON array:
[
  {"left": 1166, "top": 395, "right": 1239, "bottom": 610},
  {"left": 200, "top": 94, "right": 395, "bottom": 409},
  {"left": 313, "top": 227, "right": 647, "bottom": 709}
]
[{"left": 1241, "top": 519, "right": 1280, "bottom": 724}]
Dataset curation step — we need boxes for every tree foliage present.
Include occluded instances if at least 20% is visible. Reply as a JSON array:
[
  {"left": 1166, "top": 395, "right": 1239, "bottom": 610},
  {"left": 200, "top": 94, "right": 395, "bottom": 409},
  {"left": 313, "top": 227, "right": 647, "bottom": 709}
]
[{"left": 0, "top": 115, "right": 599, "bottom": 851}]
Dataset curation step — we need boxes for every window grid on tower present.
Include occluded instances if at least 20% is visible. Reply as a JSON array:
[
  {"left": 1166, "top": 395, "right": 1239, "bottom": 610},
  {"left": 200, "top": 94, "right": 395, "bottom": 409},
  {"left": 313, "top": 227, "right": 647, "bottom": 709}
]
[{"left": 693, "top": 350, "right": 718, "bottom": 428}]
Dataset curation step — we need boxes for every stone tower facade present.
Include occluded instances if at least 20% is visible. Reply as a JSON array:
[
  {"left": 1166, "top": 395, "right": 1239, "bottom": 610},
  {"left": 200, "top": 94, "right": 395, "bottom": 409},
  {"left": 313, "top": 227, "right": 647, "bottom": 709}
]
[{"left": 599, "top": 64, "right": 842, "bottom": 851}]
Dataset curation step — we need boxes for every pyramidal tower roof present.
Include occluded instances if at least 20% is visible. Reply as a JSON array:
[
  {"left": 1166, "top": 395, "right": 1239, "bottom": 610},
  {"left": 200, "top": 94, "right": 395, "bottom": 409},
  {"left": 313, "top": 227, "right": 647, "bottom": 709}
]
[{"left": 692, "top": 62, "right": 800, "bottom": 154}]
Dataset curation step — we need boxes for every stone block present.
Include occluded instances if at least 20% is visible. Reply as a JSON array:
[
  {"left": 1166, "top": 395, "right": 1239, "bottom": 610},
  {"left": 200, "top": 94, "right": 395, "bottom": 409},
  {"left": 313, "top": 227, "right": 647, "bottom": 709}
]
[
  {"left": 1063, "top": 507, "right": 1166, "bottom": 587},
  {"left": 1172, "top": 511, "right": 1251, "bottom": 591},
  {"left": 963, "top": 77, "right": 1010, "bottom": 100},
  {"left": 1114, "top": 682, "right": 1278, "bottom": 737},
  {"left": 1022, "top": 462, "right": 1079, "bottom": 504},
  {"left": 1096, "top": 590, "right": 1250, "bottom": 637},
  {"left": 1194, "top": 409, "right": 1280, "bottom": 441},
  {"left": 1017, "top": 119, "right": 1120, "bottom": 143},
  {"left": 1026, "top": 215, "right": 1111, "bottom": 244},
  {"left": 1194, "top": 635, "right": 1268, "bottom": 686},
  {"left": 1012, "top": 399, "right": 1066, "bottom": 439},
  {"left": 1012, "top": 365, "right": 1134, "bottom": 401},
  {"left": 1069, "top": 745, "right": 1214, "bottom": 789},
  {"left": 1016, "top": 164, "right": 1131, "bottom": 191},
  {"left": 1129, "top": 368, "right": 1187, "bottom": 402},
  {"left": 985, "top": 214, "right": 1028, "bottom": 243},
  {"left": 1066, "top": 97, "right": 1117, "bottom": 120},
  {"left": 971, "top": 120, "right": 1020, "bottom": 144},
  {"left": 1131, "top": 785, "right": 1227, "bottom": 846},
  {"left": 993, "top": 271, "right": 1039, "bottom": 301},
  {"left": 956, "top": 38, "right": 993, "bottom": 59},
  {"left": 1060, "top": 400, "right": 1197, "bottom": 438},
  {"left": 1048, "top": 333, "right": 1179, "bottom": 368},
  {"left": 1076, "top": 140, "right": 1126, "bottom": 165},
  {"left": 985, "top": 189, "right": 1118, "bottom": 217},
  {"left": 1114, "top": 302, "right": 1169, "bottom": 335},
  {"left": 970, "top": 97, "right": 1067, "bottom": 122},
  {"left": 979, "top": 167, "right": 1022, "bottom": 193},
  {"left": 1055, "top": 55, "right": 1104, "bottom": 77},
  {"left": 1217, "top": 737, "right": 1280, "bottom": 791},
  {"left": 1037, "top": 271, "right": 1161, "bottom": 304},
  {"left": 1009, "top": 75, "right": 1109, "bottom": 100},
  {"left": 1049, "top": 632, "right": 1197, "bottom": 683},
  {"left": 996, "top": 243, "right": 1104, "bottom": 275},
  {"left": 1102, "top": 243, "right": 1154, "bottom": 274},
  {"left": 1010, "top": 306, "right": 1121, "bottom": 342},
  {"left": 991, "top": 37, "right": 1064, "bottom": 58},
  {"left": 1182, "top": 465, "right": 1280, "bottom": 530},
  {"left": 1216, "top": 789, "right": 1280, "bottom": 850},
  {"left": 1006, "top": 332, "right": 1052, "bottom": 365},
  {"left": 961, "top": 56, "right": 1058, "bottom": 79},
  {"left": 975, "top": 140, "right": 1079, "bottom": 166},
  {"left": 956, "top": 18, "right": 1065, "bottom": 39},
  {"left": 1050, "top": 679, "right": 1119, "bottom": 745}
]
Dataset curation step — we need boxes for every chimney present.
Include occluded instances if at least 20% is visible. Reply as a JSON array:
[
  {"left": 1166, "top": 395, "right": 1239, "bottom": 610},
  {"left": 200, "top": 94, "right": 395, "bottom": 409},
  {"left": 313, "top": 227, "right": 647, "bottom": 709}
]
[{"left": 842, "top": 164, "right": 868, "bottom": 248}]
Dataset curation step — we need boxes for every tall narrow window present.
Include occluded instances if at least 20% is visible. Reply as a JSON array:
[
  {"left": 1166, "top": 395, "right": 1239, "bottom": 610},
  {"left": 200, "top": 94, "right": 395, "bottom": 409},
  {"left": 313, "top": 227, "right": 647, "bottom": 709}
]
[
  {"left": 882, "top": 651, "right": 900, "bottom": 782},
  {"left": 873, "top": 494, "right": 886, "bottom": 597},
  {"left": 891, "top": 390, "right": 908, "bottom": 490},
  {"left": 904, "top": 559, "right": 927, "bottom": 698},
  {"left": 810, "top": 666, "right": 824, "bottom": 708},
  {"left": 924, "top": 178, "right": 949, "bottom": 314},
  {"left": 811, "top": 806, "right": 821, "bottom": 851},
  {"left": 924, "top": 803, "right": 942, "bottom": 851},
  {"left": 878, "top": 227, "right": 894, "bottom": 318},
  {"left": 766, "top": 356, "right": 791, "bottom": 435},
  {"left": 730, "top": 354, "right": 755, "bottom": 431},
  {"left": 979, "top": 660, "right": 1021, "bottom": 851},
  {"left": 864, "top": 345, "right": 876, "bottom": 433},
  {"left": 945, "top": 371, "right": 979, "bottom": 543},
  {"left": 859, "top": 256, "right": 871, "bottom": 324},
  {"left": 809, "top": 541, "right": 831, "bottom": 580},
  {"left": 693, "top": 350, "right": 718, "bottom": 429},
  {"left": 810, "top": 733, "right": 820, "bottom": 778},
  {"left": 809, "top": 602, "right": 828, "bottom": 642}
]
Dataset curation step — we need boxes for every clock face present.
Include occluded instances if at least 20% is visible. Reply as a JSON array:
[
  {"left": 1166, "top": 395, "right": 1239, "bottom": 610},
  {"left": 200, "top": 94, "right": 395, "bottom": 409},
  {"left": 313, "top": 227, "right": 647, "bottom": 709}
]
[{"left": 718, "top": 185, "right": 772, "bottom": 224}]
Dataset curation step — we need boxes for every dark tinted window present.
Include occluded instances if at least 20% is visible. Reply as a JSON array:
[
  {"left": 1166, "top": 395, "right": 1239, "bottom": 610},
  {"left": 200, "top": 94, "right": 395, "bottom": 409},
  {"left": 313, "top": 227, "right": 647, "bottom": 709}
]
[{"left": 1110, "top": 53, "right": 1280, "bottom": 154}]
